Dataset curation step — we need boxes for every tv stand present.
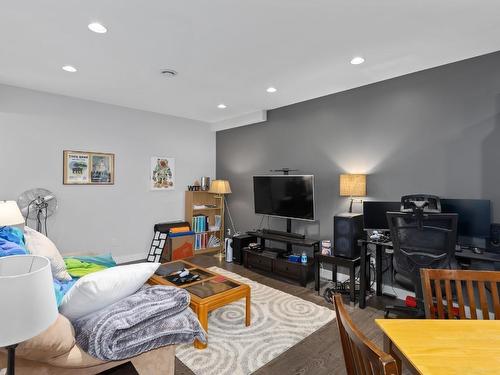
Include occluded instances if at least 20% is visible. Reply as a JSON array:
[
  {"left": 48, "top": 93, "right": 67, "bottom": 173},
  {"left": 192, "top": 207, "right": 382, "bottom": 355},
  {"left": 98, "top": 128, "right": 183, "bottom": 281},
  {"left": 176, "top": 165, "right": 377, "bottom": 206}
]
[
  {"left": 262, "top": 228, "right": 305, "bottom": 239},
  {"left": 244, "top": 230, "right": 320, "bottom": 286}
]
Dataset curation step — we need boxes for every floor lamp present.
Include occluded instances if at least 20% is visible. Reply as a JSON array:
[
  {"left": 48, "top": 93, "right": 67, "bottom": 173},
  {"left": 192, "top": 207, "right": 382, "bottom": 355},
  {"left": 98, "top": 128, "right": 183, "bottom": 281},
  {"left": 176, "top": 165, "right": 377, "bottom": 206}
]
[
  {"left": 0, "top": 201, "right": 58, "bottom": 375},
  {"left": 210, "top": 180, "right": 236, "bottom": 260}
]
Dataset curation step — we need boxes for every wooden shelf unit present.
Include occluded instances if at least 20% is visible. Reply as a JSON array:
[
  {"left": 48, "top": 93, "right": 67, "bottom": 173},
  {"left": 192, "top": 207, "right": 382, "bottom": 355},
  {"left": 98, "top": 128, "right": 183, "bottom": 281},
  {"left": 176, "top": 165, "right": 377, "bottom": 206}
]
[{"left": 185, "top": 191, "right": 224, "bottom": 254}]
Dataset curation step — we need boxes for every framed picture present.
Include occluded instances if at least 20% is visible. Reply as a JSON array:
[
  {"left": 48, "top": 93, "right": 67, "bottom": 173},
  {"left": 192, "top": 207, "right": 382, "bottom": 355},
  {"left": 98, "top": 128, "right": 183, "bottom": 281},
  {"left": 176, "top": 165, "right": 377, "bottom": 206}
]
[
  {"left": 150, "top": 157, "right": 175, "bottom": 190},
  {"left": 63, "top": 150, "right": 115, "bottom": 185},
  {"left": 90, "top": 153, "right": 114, "bottom": 184}
]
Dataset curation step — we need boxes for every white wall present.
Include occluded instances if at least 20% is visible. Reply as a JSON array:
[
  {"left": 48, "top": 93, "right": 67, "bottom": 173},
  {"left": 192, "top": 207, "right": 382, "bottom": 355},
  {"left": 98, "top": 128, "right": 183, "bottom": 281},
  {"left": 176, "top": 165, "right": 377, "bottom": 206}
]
[{"left": 0, "top": 84, "right": 215, "bottom": 263}]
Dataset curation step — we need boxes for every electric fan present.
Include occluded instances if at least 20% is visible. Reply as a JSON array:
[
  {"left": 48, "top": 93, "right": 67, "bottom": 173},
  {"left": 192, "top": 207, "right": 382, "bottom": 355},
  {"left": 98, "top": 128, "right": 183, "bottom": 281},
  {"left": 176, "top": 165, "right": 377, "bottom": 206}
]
[{"left": 17, "top": 188, "right": 58, "bottom": 235}]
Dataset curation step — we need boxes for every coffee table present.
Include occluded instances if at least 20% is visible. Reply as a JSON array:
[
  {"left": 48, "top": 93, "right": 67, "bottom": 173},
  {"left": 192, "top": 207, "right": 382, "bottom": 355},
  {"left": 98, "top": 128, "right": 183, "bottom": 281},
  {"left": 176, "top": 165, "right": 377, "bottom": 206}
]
[{"left": 148, "top": 259, "right": 251, "bottom": 349}]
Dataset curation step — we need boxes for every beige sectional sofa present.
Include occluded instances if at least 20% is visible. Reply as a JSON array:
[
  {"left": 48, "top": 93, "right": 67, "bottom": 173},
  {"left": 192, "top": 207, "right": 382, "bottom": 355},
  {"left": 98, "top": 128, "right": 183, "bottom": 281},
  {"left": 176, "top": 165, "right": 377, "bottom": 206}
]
[{"left": 0, "top": 314, "right": 176, "bottom": 375}]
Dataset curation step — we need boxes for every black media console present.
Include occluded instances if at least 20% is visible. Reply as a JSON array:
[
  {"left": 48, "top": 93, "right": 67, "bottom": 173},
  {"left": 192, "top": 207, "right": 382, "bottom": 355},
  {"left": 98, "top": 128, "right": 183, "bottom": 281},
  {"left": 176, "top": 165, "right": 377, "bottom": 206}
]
[{"left": 243, "top": 230, "right": 320, "bottom": 286}]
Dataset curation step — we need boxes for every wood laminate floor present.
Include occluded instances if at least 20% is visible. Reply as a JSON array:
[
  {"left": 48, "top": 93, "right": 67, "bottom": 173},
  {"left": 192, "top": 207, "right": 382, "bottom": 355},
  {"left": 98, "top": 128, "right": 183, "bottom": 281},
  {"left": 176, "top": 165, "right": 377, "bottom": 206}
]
[{"left": 174, "top": 254, "right": 396, "bottom": 375}]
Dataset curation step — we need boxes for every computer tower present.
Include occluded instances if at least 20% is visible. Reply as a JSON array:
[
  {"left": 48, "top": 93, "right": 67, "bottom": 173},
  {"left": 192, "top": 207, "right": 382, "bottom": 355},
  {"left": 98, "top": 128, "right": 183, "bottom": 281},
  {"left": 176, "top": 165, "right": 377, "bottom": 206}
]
[
  {"left": 232, "top": 234, "right": 257, "bottom": 264},
  {"left": 334, "top": 213, "right": 364, "bottom": 259}
]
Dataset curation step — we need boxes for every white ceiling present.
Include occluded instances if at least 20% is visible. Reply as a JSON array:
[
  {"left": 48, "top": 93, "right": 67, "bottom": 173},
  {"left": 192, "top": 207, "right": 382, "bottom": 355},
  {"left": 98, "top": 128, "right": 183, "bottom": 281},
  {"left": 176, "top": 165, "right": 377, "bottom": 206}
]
[{"left": 1, "top": 1, "right": 500, "bottom": 125}]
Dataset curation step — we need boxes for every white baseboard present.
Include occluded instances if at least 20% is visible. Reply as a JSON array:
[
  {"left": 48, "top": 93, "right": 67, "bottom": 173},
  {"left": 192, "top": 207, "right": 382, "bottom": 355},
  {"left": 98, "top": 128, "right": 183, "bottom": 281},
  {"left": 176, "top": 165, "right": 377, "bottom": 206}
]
[
  {"left": 319, "top": 267, "right": 415, "bottom": 300},
  {"left": 114, "top": 252, "right": 147, "bottom": 264}
]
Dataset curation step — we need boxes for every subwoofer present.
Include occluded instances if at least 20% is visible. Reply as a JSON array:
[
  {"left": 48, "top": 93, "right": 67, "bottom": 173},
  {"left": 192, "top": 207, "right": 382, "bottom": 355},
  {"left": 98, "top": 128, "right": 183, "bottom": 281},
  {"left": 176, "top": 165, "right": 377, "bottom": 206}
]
[
  {"left": 490, "top": 223, "right": 500, "bottom": 247},
  {"left": 232, "top": 234, "right": 257, "bottom": 264},
  {"left": 334, "top": 213, "right": 364, "bottom": 259}
]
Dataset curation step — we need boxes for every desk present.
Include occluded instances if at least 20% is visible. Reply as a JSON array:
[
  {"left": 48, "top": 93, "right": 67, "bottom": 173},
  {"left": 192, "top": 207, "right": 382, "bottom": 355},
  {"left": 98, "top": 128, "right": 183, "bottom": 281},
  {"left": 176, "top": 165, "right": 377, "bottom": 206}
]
[
  {"left": 376, "top": 319, "right": 500, "bottom": 374},
  {"left": 358, "top": 239, "right": 500, "bottom": 309}
]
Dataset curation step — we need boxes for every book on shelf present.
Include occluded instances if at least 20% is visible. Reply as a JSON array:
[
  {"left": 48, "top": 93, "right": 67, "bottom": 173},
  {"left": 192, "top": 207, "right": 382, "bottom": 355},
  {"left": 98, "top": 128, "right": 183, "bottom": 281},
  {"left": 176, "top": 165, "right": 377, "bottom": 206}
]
[
  {"left": 214, "top": 215, "right": 221, "bottom": 230},
  {"left": 193, "top": 204, "right": 218, "bottom": 209},
  {"left": 207, "top": 235, "right": 220, "bottom": 248},
  {"left": 191, "top": 215, "right": 210, "bottom": 233},
  {"left": 193, "top": 233, "right": 221, "bottom": 251}
]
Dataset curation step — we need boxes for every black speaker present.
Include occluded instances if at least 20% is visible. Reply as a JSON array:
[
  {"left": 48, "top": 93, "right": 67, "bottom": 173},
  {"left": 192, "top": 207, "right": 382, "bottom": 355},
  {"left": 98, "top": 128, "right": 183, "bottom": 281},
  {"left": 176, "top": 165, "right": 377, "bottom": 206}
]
[
  {"left": 490, "top": 223, "right": 500, "bottom": 247},
  {"left": 232, "top": 234, "right": 257, "bottom": 264},
  {"left": 334, "top": 213, "right": 364, "bottom": 259}
]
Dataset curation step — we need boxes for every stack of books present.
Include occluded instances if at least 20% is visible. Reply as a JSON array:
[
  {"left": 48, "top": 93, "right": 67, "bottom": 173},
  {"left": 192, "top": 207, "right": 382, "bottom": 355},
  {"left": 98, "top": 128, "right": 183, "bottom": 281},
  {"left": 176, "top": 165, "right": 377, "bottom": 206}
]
[
  {"left": 194, "top": 232, "right": 209, "bottom": 250},
  {"left": 194, "top": 233, "right": 221, "bottom": 250},
  {"left": 192, "top": 215, "right": 209, "bottom": 233}
]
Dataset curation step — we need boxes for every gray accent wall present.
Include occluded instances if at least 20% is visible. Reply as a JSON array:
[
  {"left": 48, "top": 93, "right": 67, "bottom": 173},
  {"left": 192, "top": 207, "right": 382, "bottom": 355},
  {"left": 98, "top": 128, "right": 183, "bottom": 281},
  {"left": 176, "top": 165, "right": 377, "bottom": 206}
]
[
  {"left": 216, "top": 51, "right": 500, "bottom": 243},
  {"left": 1, "top": 84, "right": 215, "bottom": 262}
]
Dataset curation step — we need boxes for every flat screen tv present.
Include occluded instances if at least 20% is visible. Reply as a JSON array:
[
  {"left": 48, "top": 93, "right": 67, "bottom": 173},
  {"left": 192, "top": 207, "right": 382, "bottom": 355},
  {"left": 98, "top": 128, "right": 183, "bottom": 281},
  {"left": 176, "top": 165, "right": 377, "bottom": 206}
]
[{"left": 253, "top": 175, "right": 315, "bottom": 221}]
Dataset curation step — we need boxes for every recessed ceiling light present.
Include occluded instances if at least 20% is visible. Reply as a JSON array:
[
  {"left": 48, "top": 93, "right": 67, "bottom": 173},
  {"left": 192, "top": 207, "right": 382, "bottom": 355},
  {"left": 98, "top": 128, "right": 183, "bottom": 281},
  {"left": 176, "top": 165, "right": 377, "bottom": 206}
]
[
  {"left": 266, "top": 87, "right": 277, "bottom": 93},
  {"left": 62, "top": 65, "right": 77, "bottom": 73},
  {"left": 88, "top": 22, "right": 107, "bottom": 34},
  {"left": 350, "top": 56, "right": 365, "bottom": 65},
  {"left": 217, "top": 104, "right": 227, "bottom": 109}
]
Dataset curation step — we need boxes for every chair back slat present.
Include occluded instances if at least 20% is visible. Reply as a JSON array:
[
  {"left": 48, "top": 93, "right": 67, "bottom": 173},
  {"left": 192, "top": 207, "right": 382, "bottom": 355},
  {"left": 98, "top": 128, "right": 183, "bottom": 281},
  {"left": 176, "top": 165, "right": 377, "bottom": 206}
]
[
  {"left": 491, "top": 281, "right": 500, "bottom": 319},
  {"left": 333, "top": 295, "right": 399, "bottom": 375},
  {"left": 455, "top": 280, "right": 467, "bottom": 319},
  {"left": 467, "top": 280, "right": 478, "bottom": 319},
  {"left": 477, "top": 281, "right": 490, "bottom": 320},
  {"left": 420, "top": 269, "right": 500, "bottom": 320},
  {"left": 444, "top": 279, "right": 454, "bottom": 318},
  {"left": 422, "top": 272, "right": 434, "bottom": 318},
  {"left": 434, "top": 279, "right": 445, "bottom": 319}
]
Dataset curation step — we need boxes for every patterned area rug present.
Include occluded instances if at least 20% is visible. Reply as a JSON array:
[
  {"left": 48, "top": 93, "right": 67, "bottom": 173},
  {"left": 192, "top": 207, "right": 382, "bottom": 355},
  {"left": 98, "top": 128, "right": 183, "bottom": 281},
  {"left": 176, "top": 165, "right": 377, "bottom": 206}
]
[{"left": 176, "top": 267, "right": 334, "bottom": 375}]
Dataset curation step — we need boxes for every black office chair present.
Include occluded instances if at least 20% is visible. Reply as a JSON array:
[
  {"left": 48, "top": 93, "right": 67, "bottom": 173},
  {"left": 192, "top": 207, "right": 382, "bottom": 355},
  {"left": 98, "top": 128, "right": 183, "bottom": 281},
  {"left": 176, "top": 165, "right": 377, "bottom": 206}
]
[{"left": 384, "top": 210, "right": 458, "bottom": 318}]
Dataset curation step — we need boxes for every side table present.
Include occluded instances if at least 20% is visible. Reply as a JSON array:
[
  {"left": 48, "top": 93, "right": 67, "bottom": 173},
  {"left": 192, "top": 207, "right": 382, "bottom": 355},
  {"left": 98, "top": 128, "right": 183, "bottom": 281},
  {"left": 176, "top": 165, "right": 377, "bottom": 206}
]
[{"left": 314, "top": 253, "right": 371, "bottom": 303}]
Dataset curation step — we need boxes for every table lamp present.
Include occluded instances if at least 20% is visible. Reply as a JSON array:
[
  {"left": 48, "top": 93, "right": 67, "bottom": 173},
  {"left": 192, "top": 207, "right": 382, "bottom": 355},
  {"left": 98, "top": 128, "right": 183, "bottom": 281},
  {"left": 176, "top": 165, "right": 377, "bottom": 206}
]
[
  {"left": 0, "top": 201, "right": 25, "bottom": 227},
  {"left": 210, "top": 180, "right": 236, "bottom": 260},
  {"left": 0, "top": 255, "right": 58, "bottom": 375},
  {"left": 339, "top": 174, "right": 367, "bottom": 213}
]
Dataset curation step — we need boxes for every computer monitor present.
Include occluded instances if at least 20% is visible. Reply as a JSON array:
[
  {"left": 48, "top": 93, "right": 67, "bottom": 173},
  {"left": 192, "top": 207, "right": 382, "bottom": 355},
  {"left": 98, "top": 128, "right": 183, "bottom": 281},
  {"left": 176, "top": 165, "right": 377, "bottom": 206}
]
[
  {"left": 363, "top": 201, "right": 401, "bottom": 231},
  {"left": 440, "top": 199, "right": 491, "bottom": 240}
]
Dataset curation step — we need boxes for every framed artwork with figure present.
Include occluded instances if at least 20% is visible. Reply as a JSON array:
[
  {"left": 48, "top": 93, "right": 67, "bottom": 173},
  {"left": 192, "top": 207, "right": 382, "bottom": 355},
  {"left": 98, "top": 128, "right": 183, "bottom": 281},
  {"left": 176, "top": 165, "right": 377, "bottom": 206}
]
[{"left": 150, "top": 157, "right": 175, "bottom": 190}]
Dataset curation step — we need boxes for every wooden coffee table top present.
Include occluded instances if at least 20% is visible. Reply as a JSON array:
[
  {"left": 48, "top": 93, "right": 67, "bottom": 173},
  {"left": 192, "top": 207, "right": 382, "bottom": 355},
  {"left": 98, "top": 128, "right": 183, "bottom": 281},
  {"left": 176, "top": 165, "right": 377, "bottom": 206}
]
[{"left": 148, "top": 259, "right": 249, "bottom": 305}]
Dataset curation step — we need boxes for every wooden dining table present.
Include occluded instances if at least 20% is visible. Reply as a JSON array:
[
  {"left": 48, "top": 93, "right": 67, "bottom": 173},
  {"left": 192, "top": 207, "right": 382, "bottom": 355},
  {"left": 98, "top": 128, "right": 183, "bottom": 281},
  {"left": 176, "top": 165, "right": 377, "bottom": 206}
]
[{"left": 376, "top": 319, "right": 500, "bottom": 374}]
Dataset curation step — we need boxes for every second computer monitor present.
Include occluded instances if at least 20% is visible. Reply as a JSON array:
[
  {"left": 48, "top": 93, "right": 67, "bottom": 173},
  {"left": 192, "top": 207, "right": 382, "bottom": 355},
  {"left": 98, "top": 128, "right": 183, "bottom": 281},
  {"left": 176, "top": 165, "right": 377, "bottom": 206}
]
[
  {"left": 363, "top": 201, "right": 401, "bottom": 231},
  {"left": 440, "top": 199, "right": 491, "bottom": 239}
]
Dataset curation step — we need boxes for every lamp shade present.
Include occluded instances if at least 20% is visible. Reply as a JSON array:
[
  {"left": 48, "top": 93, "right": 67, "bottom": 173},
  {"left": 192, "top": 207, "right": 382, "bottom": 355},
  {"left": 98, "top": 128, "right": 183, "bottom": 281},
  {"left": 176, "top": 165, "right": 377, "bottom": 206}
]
[
  {"left": 0, "top": 200, "right": 24, "bottom": 226},
  {"left": 339, "top": 174, "right": 367, "bottom": 197},
  {"left": 0, "top": 255, "right": 58, "bottom": 346},
  {"left": 210, "top": 180, "right": 232, "bottom": 194}
]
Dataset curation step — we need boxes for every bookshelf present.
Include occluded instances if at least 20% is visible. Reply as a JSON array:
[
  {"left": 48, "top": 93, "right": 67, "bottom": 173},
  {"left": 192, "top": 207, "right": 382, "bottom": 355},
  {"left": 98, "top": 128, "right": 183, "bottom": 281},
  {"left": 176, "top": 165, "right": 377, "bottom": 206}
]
[{"left": 185, "top": 191, "right": 224, "bottom": 255}]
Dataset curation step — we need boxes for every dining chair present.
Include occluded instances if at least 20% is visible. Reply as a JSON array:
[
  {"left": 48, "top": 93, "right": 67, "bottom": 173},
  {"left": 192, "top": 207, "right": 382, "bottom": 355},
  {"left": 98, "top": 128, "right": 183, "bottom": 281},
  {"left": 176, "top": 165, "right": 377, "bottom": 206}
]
[
  {"left": 420, "top": 268, "right": 500, "bottom": 319},
  {"left": 333, "top": 294, "right": 399, "bottom": 375}
]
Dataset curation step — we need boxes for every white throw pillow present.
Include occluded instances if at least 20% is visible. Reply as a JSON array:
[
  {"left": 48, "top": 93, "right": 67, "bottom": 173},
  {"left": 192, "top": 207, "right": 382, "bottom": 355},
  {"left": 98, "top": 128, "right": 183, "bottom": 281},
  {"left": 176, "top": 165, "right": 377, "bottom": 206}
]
[
  {"left": 24, "top": 226, "right": 72, "bottom": 281},
  {"left": 59, "top": 262, "right": 160, "bottom": 320}
]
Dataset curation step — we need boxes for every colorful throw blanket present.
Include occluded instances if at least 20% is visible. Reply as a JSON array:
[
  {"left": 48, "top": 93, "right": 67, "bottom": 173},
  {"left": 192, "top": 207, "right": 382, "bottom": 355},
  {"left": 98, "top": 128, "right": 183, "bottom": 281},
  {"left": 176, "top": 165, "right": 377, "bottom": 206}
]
[
  {"left": 0, "top": 227, "right": 26, "bottom": 257},
  {"left": 0, "top": 238, "right": 27, "bottom": 257},
  {"left": 64, "top": 258, "right": 108, "bottom": 278},
  {"left": 73, "top": 286, "right": 206, "bottom": 361},
  {"left": 64, "top": 253, "right": 117, "bottom": 278},
  {"left": 64, "top": 252, "right": 117, "bottom": 268},
  {"left": 0, "top": 226, "right": 25, "bottom": 247},
  {"left": 54, "top": 278, "right": 77, "bottom": 306}
]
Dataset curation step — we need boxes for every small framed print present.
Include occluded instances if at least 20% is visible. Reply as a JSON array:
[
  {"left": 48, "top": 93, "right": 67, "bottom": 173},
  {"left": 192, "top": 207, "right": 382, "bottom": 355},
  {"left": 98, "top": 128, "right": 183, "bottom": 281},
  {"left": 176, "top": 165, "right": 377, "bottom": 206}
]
[
  {"left": 150, "top": 157, "right": 175, "bottom": 191},
  {"left": 63, "top": 150, "right": 115, "bottom": 185},
  {"left": 90, "top": 153, "right": 114, "bottom": 184},
  {"left": 63, "top": 151, "right": 90, "bottom": 184}
]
